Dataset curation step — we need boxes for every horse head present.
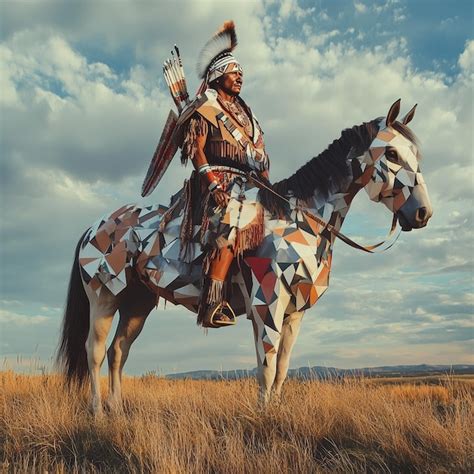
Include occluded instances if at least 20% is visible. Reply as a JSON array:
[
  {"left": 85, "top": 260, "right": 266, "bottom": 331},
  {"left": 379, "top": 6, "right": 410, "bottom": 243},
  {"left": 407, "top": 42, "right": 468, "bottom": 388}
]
[{"left": 361, "top": 99, "right": 433, "bottom": 231}]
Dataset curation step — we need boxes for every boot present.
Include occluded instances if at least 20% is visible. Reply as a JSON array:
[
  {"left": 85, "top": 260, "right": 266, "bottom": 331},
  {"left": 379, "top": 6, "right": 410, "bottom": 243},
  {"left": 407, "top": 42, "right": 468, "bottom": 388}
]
[
  {"left": 197, "top": 245, "right": 236, "bottom": 328},
  {"left": 197, "top": 277, "right": 236, "bottom": 328}
]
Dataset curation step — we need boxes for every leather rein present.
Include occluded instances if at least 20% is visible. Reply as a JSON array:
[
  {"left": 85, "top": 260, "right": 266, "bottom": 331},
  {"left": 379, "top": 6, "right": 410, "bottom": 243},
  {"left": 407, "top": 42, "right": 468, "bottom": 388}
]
[{"left": 247, "top": 171, "right": 400, "bottom": 254}]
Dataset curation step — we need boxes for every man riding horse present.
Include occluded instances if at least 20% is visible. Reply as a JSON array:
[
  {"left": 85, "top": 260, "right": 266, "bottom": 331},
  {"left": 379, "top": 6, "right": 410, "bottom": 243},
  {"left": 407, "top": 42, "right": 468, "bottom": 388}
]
[
  {"left": 61, "top": 35, "right": 432, "bottom": 412},
  {"left": 157, "top": 21, "right": 270, "bottom": 328}
]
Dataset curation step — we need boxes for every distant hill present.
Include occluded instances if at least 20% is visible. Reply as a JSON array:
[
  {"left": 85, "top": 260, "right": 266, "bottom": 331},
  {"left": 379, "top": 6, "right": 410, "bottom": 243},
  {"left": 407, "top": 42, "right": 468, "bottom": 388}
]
[{"left": 165, "top": 364, "right": 474, "bottom": 380}]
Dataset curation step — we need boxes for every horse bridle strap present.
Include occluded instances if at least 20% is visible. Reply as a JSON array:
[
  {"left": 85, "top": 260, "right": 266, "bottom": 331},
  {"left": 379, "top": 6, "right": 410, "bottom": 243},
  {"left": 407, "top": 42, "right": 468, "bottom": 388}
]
[{"left": 248, "top": 172, "right": 400, "bottom": 254}]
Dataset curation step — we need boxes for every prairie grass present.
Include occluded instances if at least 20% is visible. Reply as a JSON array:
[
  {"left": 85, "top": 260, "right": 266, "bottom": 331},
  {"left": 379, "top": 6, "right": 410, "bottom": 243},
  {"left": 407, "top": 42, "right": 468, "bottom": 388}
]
[{"left": 0, "top": 371, "right": 472, "bottom": 473}]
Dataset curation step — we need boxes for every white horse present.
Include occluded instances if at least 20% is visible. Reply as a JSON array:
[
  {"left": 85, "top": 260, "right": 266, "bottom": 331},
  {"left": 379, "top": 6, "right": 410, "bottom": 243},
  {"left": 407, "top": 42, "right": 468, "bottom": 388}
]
[{"left": 58, "top": 99, "right": 432, "bottom": 416}]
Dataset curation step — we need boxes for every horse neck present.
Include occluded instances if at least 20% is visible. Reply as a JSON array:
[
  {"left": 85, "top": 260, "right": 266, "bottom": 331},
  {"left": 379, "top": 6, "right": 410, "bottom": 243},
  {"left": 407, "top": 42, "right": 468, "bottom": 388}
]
[{"left": 304, "top": 154, "right": 369, "bottom": 235}]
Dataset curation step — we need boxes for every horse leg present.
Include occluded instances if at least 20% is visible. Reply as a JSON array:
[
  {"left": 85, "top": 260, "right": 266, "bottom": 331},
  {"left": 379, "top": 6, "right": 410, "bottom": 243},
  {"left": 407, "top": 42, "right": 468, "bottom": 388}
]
[
  {"left": 272, "top": 311, "right": 304, "bottom": 401},
  {"left": 106, "top": 282, "right": 155, "bottom": 412},
  {"left": 251, "top": 305, "right": 285, "bottom": 407},
  {"left": 84, "top": 286, "right": 119, "bottom": 418}
]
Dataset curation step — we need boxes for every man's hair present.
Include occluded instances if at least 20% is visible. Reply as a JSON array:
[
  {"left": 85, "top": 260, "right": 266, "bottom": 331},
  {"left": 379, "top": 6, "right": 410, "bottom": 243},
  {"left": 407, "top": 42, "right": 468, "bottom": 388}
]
[{"left": 208, "top": 77, "right": 220, "bottom": 90}]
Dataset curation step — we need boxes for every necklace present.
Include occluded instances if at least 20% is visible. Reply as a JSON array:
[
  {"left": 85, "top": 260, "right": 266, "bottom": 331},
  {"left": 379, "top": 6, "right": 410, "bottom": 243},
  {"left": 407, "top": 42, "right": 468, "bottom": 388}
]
[{"left": 221, "top": 98, "right": 253, "bottom": 138}]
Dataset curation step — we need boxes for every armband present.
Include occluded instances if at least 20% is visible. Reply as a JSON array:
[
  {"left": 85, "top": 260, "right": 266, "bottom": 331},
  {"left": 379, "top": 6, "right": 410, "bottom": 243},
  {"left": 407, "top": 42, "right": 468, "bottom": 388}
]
[
  {"left": 197, "top": 164, "right": 222, "bottom": 191},
  {"left": 198, "top": 164, "right": 211, "bottom": 175}
]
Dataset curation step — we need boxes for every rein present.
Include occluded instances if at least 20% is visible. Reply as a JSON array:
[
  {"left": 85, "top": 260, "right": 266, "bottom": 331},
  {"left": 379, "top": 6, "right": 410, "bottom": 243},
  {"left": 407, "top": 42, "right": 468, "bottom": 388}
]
[{"left": 248, "top": 171, "right": 400, "bottom": 254}]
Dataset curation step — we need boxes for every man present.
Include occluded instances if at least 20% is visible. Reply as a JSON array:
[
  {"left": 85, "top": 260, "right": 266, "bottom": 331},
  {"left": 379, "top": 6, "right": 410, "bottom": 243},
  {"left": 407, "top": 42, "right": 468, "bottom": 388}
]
[{"left": 166, "top": 21, "right": 270, "bottom": 327}]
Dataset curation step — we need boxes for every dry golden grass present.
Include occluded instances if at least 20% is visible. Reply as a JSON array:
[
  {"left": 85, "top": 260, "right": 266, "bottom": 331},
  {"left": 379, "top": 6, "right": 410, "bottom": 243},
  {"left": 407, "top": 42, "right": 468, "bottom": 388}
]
[{"left": 0, "top": 371, "right": 472, "bottom": 473}]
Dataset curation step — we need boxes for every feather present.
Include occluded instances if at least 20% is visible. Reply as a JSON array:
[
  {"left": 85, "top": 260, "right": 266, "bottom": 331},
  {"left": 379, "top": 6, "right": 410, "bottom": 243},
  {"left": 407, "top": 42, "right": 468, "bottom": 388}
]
[{"left": 196, "top": 20, "right": 238, "bottom": 79}]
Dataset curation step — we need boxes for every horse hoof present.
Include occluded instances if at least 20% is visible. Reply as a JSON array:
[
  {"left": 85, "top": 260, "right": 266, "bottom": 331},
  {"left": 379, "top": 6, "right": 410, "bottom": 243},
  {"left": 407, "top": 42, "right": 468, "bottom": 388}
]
[{"left": 89, "top": 401, "right": 104, "bottom": 419}]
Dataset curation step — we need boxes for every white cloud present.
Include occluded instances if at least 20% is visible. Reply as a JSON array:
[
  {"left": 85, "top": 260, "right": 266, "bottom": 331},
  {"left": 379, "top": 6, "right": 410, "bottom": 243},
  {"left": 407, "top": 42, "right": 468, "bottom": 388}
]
[
  {"left": 354, "top": 2, "right": 368, "bottom": 14},
  {"left": 278, "top": 0, "right": 315, "bottom": 20},
  {"left": 0, "top": 309, "right": 50, "bottom": 326},
  {"left": 458, "top": 39, "right": 474, "bottom": 76},
  {"left": 319, "top": 10, "right": 330, "bottom": 21},
  {"left": 1, "top": 29, "right": 173, "bottom": 187}
]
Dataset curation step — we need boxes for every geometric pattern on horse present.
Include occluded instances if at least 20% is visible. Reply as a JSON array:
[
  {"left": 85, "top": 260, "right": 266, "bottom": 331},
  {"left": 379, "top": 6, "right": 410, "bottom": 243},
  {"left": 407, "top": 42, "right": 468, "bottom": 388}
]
[
  {"left": 78, "top": 194, "right": 333, "bottom": 315},
  {"left": 78, "top": 198, "right": 335, "bottom": 367},
  {"left": 62, "top": 100, "right": 433, "bottom": 417},
  {"left": 79, "top": 204, "right": 167, "bottom": 296},
  {"left": 362, "top": 128, "right": 423, "bottom": 212},
  {"left": 250, "top": 209, "right": 332, "bottom": 312},
  {"left": 77, "top": 109, "right": 430, "bottom": 368},
  {"left": 245, "top": 209, "right": 332, "bottom": 365}
]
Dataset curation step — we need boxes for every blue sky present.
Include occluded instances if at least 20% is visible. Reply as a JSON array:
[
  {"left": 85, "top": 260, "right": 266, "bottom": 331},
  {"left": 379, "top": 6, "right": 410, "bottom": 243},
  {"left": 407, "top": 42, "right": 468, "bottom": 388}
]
[
  {"left": 298, "top": 0, "right": 472, "bottom": 74},
  {"left": 0, "top": 0, "right": 472, "bottom": 375}
]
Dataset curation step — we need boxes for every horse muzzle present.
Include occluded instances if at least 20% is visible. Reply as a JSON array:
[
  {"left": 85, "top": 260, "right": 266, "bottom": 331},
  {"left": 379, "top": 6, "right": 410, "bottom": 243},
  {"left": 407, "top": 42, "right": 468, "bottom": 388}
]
[{"left": 396, "top": 185, "right": 433, "bottom": 231}]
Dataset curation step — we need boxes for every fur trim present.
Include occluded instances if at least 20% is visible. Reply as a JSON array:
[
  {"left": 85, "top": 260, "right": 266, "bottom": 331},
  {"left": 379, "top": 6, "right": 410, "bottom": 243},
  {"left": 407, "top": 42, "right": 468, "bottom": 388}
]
[{"left": 197, "top": 21, "right": 238, "bottom": 79}]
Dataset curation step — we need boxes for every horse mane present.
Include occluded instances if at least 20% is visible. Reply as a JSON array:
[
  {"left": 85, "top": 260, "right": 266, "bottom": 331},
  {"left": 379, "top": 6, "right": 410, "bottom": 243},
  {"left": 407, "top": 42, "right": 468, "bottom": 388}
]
[{"left": 259, "top": 119, "right": 381, "bottom": 215}]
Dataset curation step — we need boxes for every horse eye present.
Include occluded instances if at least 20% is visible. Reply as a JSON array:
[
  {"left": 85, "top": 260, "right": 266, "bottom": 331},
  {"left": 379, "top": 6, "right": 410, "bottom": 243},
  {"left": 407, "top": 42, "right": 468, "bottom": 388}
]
[{"left": 385, "top": 148, "right": 398, "bottom": 162}]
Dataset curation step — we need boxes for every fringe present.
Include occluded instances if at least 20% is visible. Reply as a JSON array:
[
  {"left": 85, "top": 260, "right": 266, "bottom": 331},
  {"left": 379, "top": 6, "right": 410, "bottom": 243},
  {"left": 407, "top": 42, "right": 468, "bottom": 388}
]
[
  {"left": 181, "top": 115, "right": 208, "bottom": 165},
  {"left": 216, "top": 235, "right": 232, "bottom": 249},
  {"left": 196, "top": 276, "right": 225, "bottom": 326},
  {"left": 234, "top": 203, "right": 265, "bottom": 255},
  {"left": 202, "top": 247, "right": 218, "bottom": 275},
  {"left": 159, "top": 184, "right": 185, "bottom": 233},
  {"left": 207, "top": 279, "right": 225, "bottom": 304},
  {"left": 198, "top": 170, "right": 234, "bottom": 245},
  {"left": 201, "top": 179, "right": 265, "bottom": 258},
  {"left": 179, "top": 178, "right": 195, "bottom": 261},
  {"left": 196, "top": 277, "right": 210, "bottom": 326},
  {"left": 208, "top": 141, "right": 247, "bottom": 165},
  {"left": 199, "top": 190, "right": 213, "bottom": 245}
]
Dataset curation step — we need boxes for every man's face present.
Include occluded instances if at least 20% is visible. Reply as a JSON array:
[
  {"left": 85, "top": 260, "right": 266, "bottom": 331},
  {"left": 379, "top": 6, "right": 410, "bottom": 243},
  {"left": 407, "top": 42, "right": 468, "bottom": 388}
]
[{"left": 219, "top": 70, "right": 243, "bottom": 96}]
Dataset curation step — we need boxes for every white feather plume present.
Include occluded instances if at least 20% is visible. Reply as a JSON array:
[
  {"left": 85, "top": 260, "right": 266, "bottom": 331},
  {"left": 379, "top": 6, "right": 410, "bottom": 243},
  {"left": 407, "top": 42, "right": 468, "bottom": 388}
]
[{"left": 196, "top": 20, "right": 238, "bottom": 79}]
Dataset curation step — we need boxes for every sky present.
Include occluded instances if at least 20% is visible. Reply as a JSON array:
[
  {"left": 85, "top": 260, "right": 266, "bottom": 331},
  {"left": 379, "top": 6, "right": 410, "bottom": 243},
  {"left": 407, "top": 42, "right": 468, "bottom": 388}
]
[{"left": 0, "top": 0, "right": 473, "bottom": 376}]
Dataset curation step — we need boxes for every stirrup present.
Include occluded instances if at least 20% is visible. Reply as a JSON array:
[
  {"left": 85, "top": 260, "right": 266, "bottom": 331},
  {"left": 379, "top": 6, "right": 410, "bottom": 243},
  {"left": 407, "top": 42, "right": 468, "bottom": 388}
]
[{"left": 204, "top": 302, "right": 236, "bottom": 328}]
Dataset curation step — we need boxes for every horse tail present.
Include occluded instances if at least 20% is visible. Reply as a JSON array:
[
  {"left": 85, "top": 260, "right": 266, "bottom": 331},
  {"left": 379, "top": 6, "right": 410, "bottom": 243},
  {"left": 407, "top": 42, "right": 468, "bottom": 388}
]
[{"left": 57, "top": 230, "right": 90, "bottom": 384}]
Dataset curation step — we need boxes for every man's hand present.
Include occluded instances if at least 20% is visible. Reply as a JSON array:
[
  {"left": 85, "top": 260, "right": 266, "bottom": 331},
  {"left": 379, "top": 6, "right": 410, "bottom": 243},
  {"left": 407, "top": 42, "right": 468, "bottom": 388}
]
[{"left": 212, "top": 188, "right": 230, "bottom": 208}]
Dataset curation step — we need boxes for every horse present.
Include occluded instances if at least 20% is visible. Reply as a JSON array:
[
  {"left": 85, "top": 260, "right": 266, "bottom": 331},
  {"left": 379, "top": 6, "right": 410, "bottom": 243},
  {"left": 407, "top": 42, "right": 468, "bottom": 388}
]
[{"left": 57, "top": 99, "right": 432, "bottom": 416}]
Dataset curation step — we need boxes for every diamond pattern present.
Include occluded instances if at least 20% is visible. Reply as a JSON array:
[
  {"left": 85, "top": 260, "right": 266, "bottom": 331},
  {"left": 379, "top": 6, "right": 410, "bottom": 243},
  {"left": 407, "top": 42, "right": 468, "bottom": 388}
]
[{"left": 77, "top": 108, "right": 429, "bottom": 368}]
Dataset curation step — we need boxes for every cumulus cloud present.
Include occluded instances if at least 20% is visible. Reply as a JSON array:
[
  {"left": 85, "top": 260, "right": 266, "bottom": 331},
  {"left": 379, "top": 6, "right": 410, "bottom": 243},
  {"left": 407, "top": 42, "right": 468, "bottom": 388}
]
[
  {"left": 354, "top": 2, "right": 368, "bottom": 14},
  {"left": 278, "top": 0, "right": 315, "bottom": 20},
  {"left": 0, "top": 309, "right": 50, "bottom": 326},
  {"left": 458, "top": 39, "right": 474, "bottom": 76},
  {"left": 0, "top": 30, "right": 172, "bottom": 184}
]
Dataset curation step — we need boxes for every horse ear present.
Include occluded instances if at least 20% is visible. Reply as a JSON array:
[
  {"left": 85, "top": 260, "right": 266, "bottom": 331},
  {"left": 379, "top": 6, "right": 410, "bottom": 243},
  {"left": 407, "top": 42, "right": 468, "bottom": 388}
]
[
  {"left": 386, "top": 98, "right": 401, "bottom": 126},
  {"left": 402, "top": 103, "right": 417, "bottom": 125}
]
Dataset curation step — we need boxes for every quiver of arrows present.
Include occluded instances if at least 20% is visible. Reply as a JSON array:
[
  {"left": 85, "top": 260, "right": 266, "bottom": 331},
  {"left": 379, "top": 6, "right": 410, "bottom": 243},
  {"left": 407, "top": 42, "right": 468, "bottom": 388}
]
[{"left": 163, "top": 46, "right": 190, "bottom": 114}]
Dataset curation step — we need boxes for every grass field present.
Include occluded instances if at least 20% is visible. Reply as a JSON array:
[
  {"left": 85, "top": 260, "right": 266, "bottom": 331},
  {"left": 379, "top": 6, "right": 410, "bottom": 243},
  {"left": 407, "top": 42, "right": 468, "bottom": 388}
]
[{"left": 1, "top": 371, "right": 472, "bottom": 473}]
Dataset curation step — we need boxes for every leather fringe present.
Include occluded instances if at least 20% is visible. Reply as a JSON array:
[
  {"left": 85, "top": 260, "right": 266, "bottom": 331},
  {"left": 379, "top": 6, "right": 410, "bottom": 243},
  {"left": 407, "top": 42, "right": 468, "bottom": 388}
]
[
  {"left": 234, "top": 203, "right": 265, "bottom": 256},
  {"left": 207, "top": 279, "right": 225, "bottom": 304},
  {"left": 196, "top": 277, "right": 210, "bottom": 326},
  {"left": 181, "top": 115, "right": 208, "bottom": 165},
  {"left": 179, "top": 178, "right": 195, "bottom": 261},
  {"left": 159, "top": 185, "right": 185, "bottom": 233},
  {"left": 208, "top": 141, "right": 247, "bottom": 165},
  {"left": 202, "top": 247, "right": 217, "bottom": 275},
  {"left": 196, "top": 277, "right": 225, "bottom": 326},
  {"left": 199, "top": 190, "right": 213, "bottom": 245}
]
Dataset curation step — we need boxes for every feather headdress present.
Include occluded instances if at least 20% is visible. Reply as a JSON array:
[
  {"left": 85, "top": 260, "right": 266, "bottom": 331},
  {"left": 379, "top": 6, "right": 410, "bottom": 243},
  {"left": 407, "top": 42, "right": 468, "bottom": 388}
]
[{"left": 196, "top": 20, "right": 238, "bottom": 79}]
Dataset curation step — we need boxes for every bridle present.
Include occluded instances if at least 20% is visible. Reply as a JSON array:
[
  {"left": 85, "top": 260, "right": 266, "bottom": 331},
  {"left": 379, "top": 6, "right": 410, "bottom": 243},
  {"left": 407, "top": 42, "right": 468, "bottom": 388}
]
[{"left": 247, "top": 171, "right": 400, "bottom": 254}]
